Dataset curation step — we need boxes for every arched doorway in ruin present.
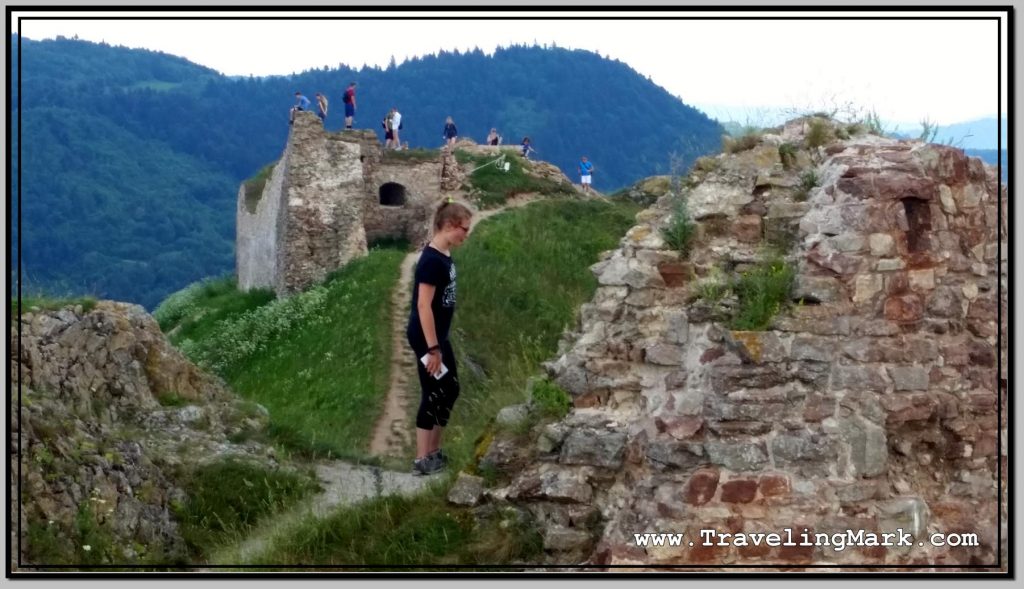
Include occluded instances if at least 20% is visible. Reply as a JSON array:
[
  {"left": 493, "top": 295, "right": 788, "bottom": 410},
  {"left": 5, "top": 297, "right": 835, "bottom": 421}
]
[{"left": 379, "top": 182, "right": 407, "bottom": 207}]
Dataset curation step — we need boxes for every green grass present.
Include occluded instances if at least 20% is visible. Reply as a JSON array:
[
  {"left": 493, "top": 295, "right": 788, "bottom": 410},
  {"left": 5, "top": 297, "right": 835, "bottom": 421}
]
[
  {"left": 13, "top": 295, "right": 98, "bottom": 316},
  {"left": 155, "top": 275, "right": 276, "bottom": 345},
  {"left": 778, "top": 143, "right": 798, "bottom": 169},
  {"left": 441, "top": 199, "right": 639, "bottom": 464},
  {"left": 794, "top": 169, "right": 820, "bottom": 202},
  {"left": 243, "top": 485, "right": 543, "bottom": 568},
  {"left": 691, "top": 155, "right": 720, "bottom": 174},
  {"left": 455, "top": 149, "right": 575, "bottom": 208},
  {"left": 174, "top": 459, "right": 319, "bottom": 558},
  {"left": 243, "top": 161, "right": 277, "bottom": 213},
  {"left": 723, "top": 131, "right": 761, "bottom": 153},
  {"left": 805, "top": 119, "right": 833, "bottom": 149},
  {"left": 661, "top": 198, "right": 696, "bottom": 256},
  {"left": 730, "top": 255, "right": 796, "bottom": 331},
  {"left": 183, "top": 248, "right": 404, "bottom": 459},
  {"left": 232, "top": 198, "right": 636, "bottom": 567},
  {"left": 381, "top": 148, "right": 440, "bottom": 162},
  {"left": 530, "top": 379, "right": 572, "bottom": 420}
]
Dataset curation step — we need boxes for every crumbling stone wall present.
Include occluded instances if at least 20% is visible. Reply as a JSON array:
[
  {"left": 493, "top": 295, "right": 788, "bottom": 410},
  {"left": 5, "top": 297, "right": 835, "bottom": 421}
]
[
  {"left": 237, "top": 112, "right": 447, "bottom": 296},
  {"left": 478, "top": 118, "right": 1007, "bottom": 570},
  {"left": 363, "top": 158, "right": 443, "bottom": 248}
]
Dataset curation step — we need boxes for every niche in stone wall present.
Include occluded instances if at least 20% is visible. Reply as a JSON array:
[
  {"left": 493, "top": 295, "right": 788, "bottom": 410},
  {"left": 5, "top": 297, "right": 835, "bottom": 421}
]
[
  {"left": 902, "top": 197, "right": 932, "bottom": 253},
  {"left": 379, "top": 182, "right": 407, "bottom": 207}
]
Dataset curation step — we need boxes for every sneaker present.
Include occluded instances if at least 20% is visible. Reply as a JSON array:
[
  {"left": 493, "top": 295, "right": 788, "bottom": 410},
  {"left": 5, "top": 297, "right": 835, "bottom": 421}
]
[
  {"left": 429, "top": 448, "right": 449, "bottom": 467},
  {"left": 412, "top": 453, "right": 445, "bottom": 476}
]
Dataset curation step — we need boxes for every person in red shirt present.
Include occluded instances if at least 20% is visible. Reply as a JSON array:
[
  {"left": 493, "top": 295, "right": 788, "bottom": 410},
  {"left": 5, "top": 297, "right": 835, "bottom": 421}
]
[{"left": 342, "top": 82, "right": 357, "bottom": 129}]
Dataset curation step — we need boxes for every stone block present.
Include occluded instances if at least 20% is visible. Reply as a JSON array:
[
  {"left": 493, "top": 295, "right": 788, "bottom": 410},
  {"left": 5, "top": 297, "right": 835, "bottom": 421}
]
[
  {"left": 758, "top": 473, "right": 791, "bottom": 497},
  {"left": 734, "top": 215, "right": 764, "bottom": 243},
  {"left": 852, "top": 273, "right": 884, "bottom": 304},
  {"left": 684, "top": 468, "right": 720, "bottom": 506},
  {"left": 790, "top": 335, "right": 835, "bottom": 362},
  {"left": 561, "top": 428, "right": 627, "bottom": 469},
  {"left": 530, "top": 469, "right": 593, "bottom": 503},
  {"left": 908, "top": 268, "right": 936, "bottom": 291},
  {"left": 705, "top": 439, "right": 769, "bottom": 472},
  {"left": 830, "top": 232, "right": 866, "bottom": 253},
  {"left": 884, "top": 293, "right": 925, "bottom": 323},
  {"left": 887, "top": 365, "right": 930, "bottom": 391},
  {"left": 868, "top": 233, "right": 896, "bottom": 256},
  {"left": 727, "top": 330, "right": 785, "bottom": 364},
  {"left": 447, "top": 472, "right": 486, "bottom": 506},
  {"left": 657, "top": 261, "right": 694, "bottom": 288},
  {"left": 720, "top": 479, "right": 758, "bottom": 503},
  {"left": 838, "top": 416, "right": 888, "bottom": 477},
  {"left": 543, "top": 525, "right": 593, "bottom": 552},
  {"left": 656, "top": 416, "right": 704, "bottom": 440},
  {"left": 831, "top": 365, "right": 887, "bottom": 392},
  {"left": 876, "top": 258, "right": 906, "bottom": 271},
  {"left": 597, "top": 257, "right": 666, "bottom": 289},
  {"left": 496, "top": 404, "right": 530, "bottom": 428},
  {"left": 645, "top": 343, "right": 685, "bottom": 366},
  {"left": 794, "top": 275, "right": 844, "bottom": 304},
  {"left": 803, "top": 393, "right": 836, "bottom": 422},
  {"left": 664, "top": 311, "right": 690, "bottom": 345},
  {"left": 711, "top": 365, "right": 789, "bottom": 392},
  {"left": 771, "top": 432, "right": 838, "bottom": 477},
  {"left": 646, "top": 439, "right": 704, "bottom": 470}
]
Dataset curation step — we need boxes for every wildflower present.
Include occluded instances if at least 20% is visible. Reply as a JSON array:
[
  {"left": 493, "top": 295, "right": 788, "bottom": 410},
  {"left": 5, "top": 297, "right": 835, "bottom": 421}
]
[{"left": 82, "top": 545, "right": 92, "bottom": 552}]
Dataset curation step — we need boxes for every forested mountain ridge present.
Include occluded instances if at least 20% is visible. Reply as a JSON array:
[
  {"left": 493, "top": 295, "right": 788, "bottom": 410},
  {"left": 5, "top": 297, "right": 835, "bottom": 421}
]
[{"left": 11, "top": 35, "right": 724, "bottom": 308}]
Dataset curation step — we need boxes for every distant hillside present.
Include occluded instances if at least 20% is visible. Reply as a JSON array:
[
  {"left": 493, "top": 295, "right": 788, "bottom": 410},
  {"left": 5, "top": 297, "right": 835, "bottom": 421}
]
[
  {"left": 11, "top": 36, "right": 723, "bottom": 308},
  {"left": 933, "top": 117, "right": 1007, "bottom": 150},
  {"left": 965, "top": 148, "right": 1008, "bottom": 183}
]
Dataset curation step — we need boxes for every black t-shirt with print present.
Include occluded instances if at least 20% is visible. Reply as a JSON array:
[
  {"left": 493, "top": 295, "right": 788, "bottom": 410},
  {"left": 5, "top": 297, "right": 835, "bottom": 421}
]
[{"left": 406, "top": 245, "right": 457, "bottom": 351}]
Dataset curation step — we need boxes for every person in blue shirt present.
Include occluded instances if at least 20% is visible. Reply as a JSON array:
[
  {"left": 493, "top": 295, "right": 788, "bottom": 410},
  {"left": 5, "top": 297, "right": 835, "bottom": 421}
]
[
  {"left": 443, "top": 116, "right": 458, "bottom": 147},
  {"left": 290, "top": 91, "right": 311, "bottom": 124},
  {"left": 578, "top": 156, "right": 595, "bottom": 193},
  {"left": 521, "top": 137, "right": 534, "bottom": 159}
]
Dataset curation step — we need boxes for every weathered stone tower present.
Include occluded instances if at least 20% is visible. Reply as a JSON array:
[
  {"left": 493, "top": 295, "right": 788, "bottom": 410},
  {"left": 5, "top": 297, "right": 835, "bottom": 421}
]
[
  {"left": 236, "top": 111, "right": 463, "bottom": 296},
  {"left": 475, "top": 117, "right": 1007, "bottom": 569}
]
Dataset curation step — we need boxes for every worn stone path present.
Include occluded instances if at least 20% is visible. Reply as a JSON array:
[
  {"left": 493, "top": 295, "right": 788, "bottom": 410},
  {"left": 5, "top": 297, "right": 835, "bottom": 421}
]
[
  {"left": 367, "top": 193, "right": 544, "bottom": 458},
  {"left": 209, "top": 460, "right": 434, "bottom": 565}
]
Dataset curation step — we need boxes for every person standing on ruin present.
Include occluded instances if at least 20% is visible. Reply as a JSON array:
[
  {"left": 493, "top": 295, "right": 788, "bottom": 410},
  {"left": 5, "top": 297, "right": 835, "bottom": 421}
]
[
  {"left": 406, "top": 200, "right": 474, "bottom": 475},
  {"left": 443, "top": 116, "right": 459, "bottom": 147},
  {"left": 315, "top": 92, "right": 328, "bottom": 125},
  {"left": 520, "top": 136, "right": 534, "bottom": 159},
  {"left": 383, "top": 108, "right": 396, "bottom": 149},
  {"left": 342, "top": 82, "right": 357, "bottom": 129},
  {"left": 578, "top": 155, "right": 595, "bottom": 193},
  {"left": 391, "top": 106, "right": 403, "bottom": 149},
  {"left": 486, "top": 128, "right": 501, "bottom": 146}
]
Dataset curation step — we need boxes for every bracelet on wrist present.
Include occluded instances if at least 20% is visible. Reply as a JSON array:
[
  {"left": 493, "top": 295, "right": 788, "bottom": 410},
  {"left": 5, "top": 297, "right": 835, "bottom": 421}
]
[{"left": 427, "top": 345, "right": 440, "bottom": 353}]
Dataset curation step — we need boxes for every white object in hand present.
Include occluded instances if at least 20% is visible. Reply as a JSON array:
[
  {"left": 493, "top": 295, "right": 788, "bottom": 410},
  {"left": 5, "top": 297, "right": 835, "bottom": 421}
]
[{"left": 420, "top": 353, "right": 449, "bottom": 380}]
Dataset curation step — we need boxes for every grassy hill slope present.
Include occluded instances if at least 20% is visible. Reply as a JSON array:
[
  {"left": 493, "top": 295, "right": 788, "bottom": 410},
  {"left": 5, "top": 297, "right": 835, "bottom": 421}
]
[{"left": 157, "top": 196, "right": 641, "bottom": 565}]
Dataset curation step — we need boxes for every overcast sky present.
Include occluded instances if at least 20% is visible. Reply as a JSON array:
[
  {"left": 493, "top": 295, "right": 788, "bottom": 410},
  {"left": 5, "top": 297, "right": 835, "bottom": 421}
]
[{"left": 12, "top": 9, "right": 1008, "bottom": 127}]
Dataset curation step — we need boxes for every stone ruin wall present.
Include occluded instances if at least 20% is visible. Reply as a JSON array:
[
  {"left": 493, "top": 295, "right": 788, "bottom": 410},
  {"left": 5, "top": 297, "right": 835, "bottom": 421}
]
[
  {"left": 237, "top": 112, "right": 466, "bottom": 296},
  {"left": 475, "top": 118, "right": 1007, "bottom": 570}
]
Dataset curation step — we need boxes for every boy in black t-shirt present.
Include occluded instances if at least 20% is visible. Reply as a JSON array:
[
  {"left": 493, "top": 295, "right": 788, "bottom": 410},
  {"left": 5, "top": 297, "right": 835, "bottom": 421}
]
[{"left": 406, "top": 199, "right": 473, "bottom": 475}]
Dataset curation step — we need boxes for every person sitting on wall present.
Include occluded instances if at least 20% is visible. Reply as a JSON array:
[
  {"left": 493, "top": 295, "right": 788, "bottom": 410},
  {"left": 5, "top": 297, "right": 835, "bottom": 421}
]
[{"left": 290, "top": 91, "right": 311, "bottom": 124}]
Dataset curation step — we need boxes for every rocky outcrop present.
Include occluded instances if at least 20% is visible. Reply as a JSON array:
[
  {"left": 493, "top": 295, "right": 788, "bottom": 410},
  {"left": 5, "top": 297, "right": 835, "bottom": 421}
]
[
  {"left": 476, "top": 117, "right": 1007, "bottom": 570},
  {"left": 12, "top": 301, "right": 277, "bottom": 566}
]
